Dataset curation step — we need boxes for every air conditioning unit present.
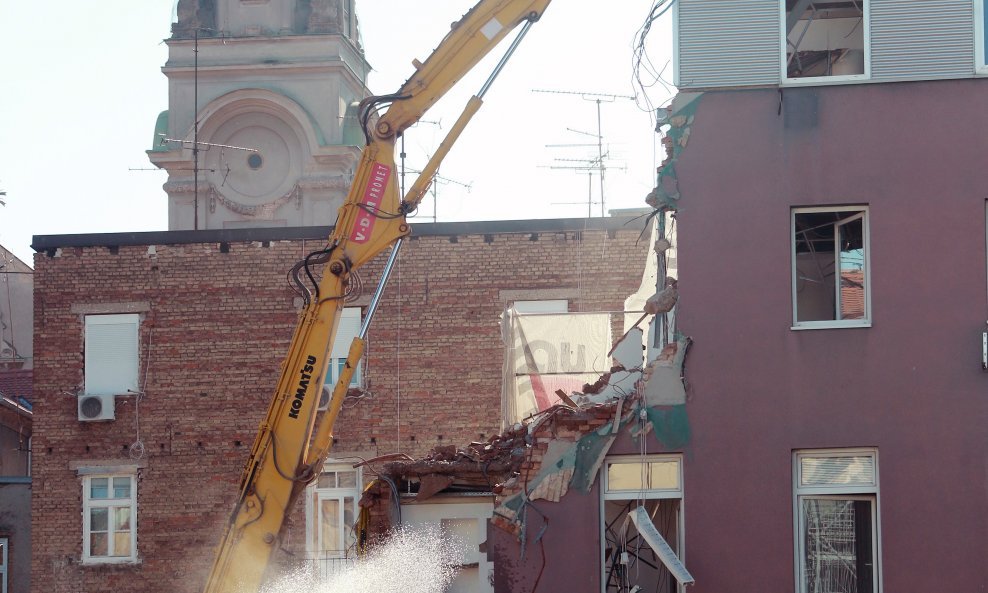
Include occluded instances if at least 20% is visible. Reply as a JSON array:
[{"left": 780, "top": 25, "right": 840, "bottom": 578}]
[
  {"left": 78, "top": 394, "right": 115, "bottom": 422},
  {"left": 317, "top": 385, "right": 331, "bottom": 412}
]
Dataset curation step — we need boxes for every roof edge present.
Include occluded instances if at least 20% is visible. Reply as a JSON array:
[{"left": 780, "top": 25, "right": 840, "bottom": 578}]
[{"left": 32, "top": 217, "right": 649, "bottom": 252}]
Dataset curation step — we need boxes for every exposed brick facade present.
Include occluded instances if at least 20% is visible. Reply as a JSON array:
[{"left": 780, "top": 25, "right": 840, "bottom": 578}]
[{"left": 30, "top": 218, "right": 647, "bottom": 593}]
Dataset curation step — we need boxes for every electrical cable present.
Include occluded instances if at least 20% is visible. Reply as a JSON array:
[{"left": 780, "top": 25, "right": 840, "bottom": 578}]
[{"left": 631, "top": 0, "right": 678, "bottom": 116}]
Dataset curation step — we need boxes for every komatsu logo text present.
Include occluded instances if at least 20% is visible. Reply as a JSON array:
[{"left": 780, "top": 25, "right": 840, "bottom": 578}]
[{"left": 288, "top": 355, "right": 317, "bottom": 419}]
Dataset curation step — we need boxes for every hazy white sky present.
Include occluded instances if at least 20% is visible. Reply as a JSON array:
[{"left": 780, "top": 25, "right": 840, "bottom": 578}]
[{"left": 0, "top": 1, "right": 673, "bottom": 265}]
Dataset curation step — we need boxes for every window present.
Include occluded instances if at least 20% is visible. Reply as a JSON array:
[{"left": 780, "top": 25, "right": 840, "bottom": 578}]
[
  {"left": 0, "top": 537, "right": 7, "bottom": 593},
  {"left": 83, "top": 474, "right": 137, "bottom": 563},
  {"left": 783, "top": 1, "right": 869, "bottom": 82},
  {"left": 328, "top": 307, "right": 362, "bottom": 390},
  {"left": 794, "top": 449, "right": 879, "bottom": 593},
  {"left": 602, "top": 456, "right": 693, "bottom": 593},
  {"left": 343, "top": 0, "right": 353, "bottom": 37},
  {"left": 511, "top": 300, "right": 568, "bottom": 314},
  {"left": 306, "top": 464, "right": 360, "bottom": 578},
  {"left": 84, "top": 314, "right": 139, "bottom": 395},
  {"left": 792, "top": 207, "right": 870, "bottom": 329}
]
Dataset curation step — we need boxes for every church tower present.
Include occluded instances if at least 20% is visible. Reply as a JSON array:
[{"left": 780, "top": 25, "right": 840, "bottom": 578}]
[{"left": 149, "top": 0, "right": 370, "bottom": 230}]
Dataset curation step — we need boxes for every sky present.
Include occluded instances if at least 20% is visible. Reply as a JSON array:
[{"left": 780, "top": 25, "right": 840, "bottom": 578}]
[{"left": 0, "top": 1, "right": 674, "bottom": 265}]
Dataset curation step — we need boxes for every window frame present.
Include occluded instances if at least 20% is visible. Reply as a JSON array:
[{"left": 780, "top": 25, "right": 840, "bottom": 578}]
[
  {"left": 82, "top": 473, "right": 138, "bottom": 564},
  {"left": 791, "top": 205, "right": 872, "bottom": 330},
  {"left": 793, "top": 449, "right": 881, "bottom": 593},
  {"left": 305, "top": 463, "right": 361, "bottom": 563},
  {"left": 84, "top": 313, "right": 140, "bottom": 396},
  {"left": 977, "top": 0, "right": 988, "bottom": 73},
  {"left": 600, "top": 455, "right": 688, "bottom": 593},
  {"left": 780, "top": 0, "right": 871, "bottom": 86},
  {"left": 0, "top": 536, "right": 7, "bottom": 593}
]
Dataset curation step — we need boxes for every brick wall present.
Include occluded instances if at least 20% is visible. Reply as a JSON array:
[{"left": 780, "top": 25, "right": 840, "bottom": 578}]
[{"left": 30, "top": 220, "right": 647, "bottom": 593}]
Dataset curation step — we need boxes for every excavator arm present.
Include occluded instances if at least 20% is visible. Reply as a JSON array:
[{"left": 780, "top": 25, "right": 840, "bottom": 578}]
[{"left": 202, "top": 2, "right": 552, "bottom": 592}]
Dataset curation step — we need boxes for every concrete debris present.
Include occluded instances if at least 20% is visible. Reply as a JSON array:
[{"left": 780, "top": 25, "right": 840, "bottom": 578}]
[
  {"left": 415, "top": 474, "right": 456, "bottom": 501},
  {"left": 645, "top": 278, "right": 678, "bottom": 315},
  {"left": 643, "top": 335, "right": 690, "bottom": 407}
]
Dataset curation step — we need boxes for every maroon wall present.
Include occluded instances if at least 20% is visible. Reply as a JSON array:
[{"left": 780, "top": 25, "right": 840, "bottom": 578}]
[{"left": 675, "top": 80, "right": 988, "bottom": 592}]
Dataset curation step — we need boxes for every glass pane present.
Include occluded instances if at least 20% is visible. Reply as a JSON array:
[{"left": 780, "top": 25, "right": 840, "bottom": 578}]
[
  {"left": 318, "top": 473, "right": 337, "bottom": 489},
  {"left": 90, "top": 532, "right": 108, "bottom": 556},
  {"left": 343, "top": 496, "right": 355, "bottom": 528},
  {"left": 112, "top": 477, "right": 131, "bottom": 498},
  {"left": 338, "top": 471, "right": 357, "bottom": 489},
  {"left": 801, "top": 456, "right": 875, "bottom": 488},
  {"left": 786, "top": 1, "right": 865, "bottom": 79},
  {"left": 90, "top": 478, "right": 109, "bottom": 499},
  {"left": 802, "top": 499, "right": 874, "bottom": 593},
  {"left": 114, "top": 507, "right": 132, "bottom": 531},
  {"left": 112, "top": 532, "right": 131, "bottom": 557},
  {"left": 838, "top": 218, "right": 865, "bottom": 320},
  {"left": 90, "top": 507, "right": 109, "bottom": 532},
  {"left": 603, "top": 499, "right": 681, "bottom": 593},
  {"left": 608, "top": 461, "right": 680, "bottom": 493},
  {"left": 319, "top": 499, "right": 341, "bottom": 554}
]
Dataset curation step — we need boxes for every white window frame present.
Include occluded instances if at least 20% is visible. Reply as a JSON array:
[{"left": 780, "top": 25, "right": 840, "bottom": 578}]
[
  {"left": 84, "top": 314, "right": 140, "bottom": 396},
  {"left": 82, "top": 473, "right": 138, "bottom": 564},
  {"left": 793, "top": 449, "right": 881, "bottom": 593},
  {"left": 977, "top": 0, "right": 988, "bottom": 73},
  {"left": 0, "top": 537, "right": 7, "bottom": 593},
  {"left": 781, "top": 0, "right": 871, "bottom": 86},
  {"left": 600, "top": 455, "right": 687, "bottom": 593},
  {"left": 305, "top": 463, "right": 361, "bottom": 563},
  {"left": 791, "top": 206, "right": 871, "bottom": 330}
]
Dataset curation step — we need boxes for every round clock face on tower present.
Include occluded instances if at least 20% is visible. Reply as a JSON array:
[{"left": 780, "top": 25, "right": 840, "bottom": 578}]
[{"left": 203, "top": 112, "right": 304, "bottom": 206}]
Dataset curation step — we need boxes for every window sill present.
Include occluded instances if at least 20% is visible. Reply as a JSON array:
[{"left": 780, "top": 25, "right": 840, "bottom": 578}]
[
  {"left": 791, "top": 321, "right": 871, "bottom": 331},
  {"left": 781, "top": 74, "right": 871, "bottom": 87},
  {"left": 81, "top": 557, "right": 142, "bottom": 567}
]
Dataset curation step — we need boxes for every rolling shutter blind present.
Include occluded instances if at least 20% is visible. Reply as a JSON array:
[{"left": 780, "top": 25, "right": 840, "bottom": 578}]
[
  {"left": 676, "top": 0, "right": 780, "bottom": 89},
  {"left": 799, "top": 454, "right": 876, "bottom": 488},
  {"left": 870, "top": 1, "right": 974, "bottom": 81},
  {"left": 84, "top": 314, "right": 139, "bottom": 395}
]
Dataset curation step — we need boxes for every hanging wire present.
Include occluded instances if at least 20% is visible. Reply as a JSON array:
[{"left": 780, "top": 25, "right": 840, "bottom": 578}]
[
  {"left": 129, "top": 325, "right": 153, "bottom": 460},
  {"left": 631, "top": 0, "right": 678, "bottom": 115}
]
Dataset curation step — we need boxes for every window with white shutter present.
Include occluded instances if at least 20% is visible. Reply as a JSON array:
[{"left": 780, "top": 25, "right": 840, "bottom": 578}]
[
  {"left": 328, "top": 308, "right": 362, "bottom": 389},
  {"left": 84, "top": 314, "right": 139, "bottom": 396}
]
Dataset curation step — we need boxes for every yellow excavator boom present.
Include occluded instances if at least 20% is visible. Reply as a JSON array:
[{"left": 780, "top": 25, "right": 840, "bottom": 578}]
[{"left": 202, "top": 2, "right": 553, "bottom": 592}]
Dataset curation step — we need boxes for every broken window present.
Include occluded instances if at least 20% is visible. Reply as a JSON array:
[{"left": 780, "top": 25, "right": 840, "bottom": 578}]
[
  {"left": 306, "top": 464, "right": 360, "bottom": 578},
  {"left": 785, "top": 1, "right": 868, "bottom": 80},
  {"left": 84, "top": 314, "right": 140, "bottom": 396},
  {"left": 602, "top": 456, "right": 693, "bottom": 593},
  {"left": 82, "top": 474, "right": 137, "bottom": 564},
  {"left": 795, "top": 450, "right": 879, "bottom": 593},
  {"left": 792, "top": 207, "right": 870, "bottom": 328}
]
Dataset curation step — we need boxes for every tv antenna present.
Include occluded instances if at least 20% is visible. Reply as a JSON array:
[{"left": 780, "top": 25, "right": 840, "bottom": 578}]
[{"left": 533, "top": 89, "right": 634, "bottom": 217}]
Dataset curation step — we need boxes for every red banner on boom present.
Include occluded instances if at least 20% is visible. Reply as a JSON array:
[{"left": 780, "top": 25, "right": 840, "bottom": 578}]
[{"left": 349, "top": 162, "right": 391, "bottom": 244}]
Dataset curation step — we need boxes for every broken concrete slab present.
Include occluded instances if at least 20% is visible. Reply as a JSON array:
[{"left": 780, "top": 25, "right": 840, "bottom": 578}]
[
  {"left": 609, "top": 327, "right": 644, "bottom": 370},
  {"left": 643, "top": 335, "right": 690, "bottom": 406}
]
